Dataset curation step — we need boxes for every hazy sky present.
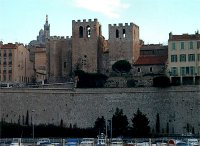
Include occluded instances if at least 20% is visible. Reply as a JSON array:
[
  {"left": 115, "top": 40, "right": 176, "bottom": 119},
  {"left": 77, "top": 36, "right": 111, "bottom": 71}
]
[{"left": 0, "top": 0, "right": 200, "bottom": 45}]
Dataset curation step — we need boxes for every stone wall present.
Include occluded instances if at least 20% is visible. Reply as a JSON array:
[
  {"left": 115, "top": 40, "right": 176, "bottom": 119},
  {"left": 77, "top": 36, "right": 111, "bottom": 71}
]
[
  {"left": 0, "top": 86, "right": 200, "bottom": 135},
  {"left": 46, "top": 37, "right": 72, "bottom": 82},
  {"left": 108, "top": 23, "right": 140, "bottom": 66}
]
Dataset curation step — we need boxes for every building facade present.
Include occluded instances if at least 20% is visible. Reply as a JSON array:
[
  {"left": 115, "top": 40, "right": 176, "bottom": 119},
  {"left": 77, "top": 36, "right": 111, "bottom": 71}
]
[
  {"left": 108, "top": 23, "right": 140, "bottom": 67},
  {"left": 168, "top": 32, "right": 200, "bottom": 85},
  {"left": 72, "top": 19, "right": 104, "bottom": 73},
  {"left": 132, "top": 44, "right": 168, "bottom": 86},
  {"left": 0, "top": 43, "right": 34, "bottom": 84},
  {"left": 46, "top": 36, "right": 72, "bottom": 82},
  {"left": 34, "top": 47, "right": 47, "bottom": 82}
]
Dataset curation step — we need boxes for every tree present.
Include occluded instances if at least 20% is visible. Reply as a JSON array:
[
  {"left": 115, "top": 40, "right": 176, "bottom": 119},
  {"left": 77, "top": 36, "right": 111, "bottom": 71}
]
[
  {"left": 156, "top": 113, "right": 160, "bottom": 134},
  {"left": 93, "top": 116, "right": 106, "bottom": 135},
  {"left": 112, "top": 108, "right": 129, "bottom": 137},
  {"left": 166, "top": 122, "right": 169, "bottom": 134},
  {"left": 25, "top": 110, "right": 29, "bottom": 126},
  {"left": 112, "top": 60, "right": 131, "bottom": 73},
  {"left": 131, "top": 108, "right": 150, "bottom": 137},
  {"left": 60, "top": 119, "right": 63, "bottom": 127}
]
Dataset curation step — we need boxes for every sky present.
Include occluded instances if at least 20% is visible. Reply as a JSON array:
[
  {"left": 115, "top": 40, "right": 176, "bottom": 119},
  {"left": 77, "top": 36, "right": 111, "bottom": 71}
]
[{"left": 0, "top": 0, "right": 200, "bottom": 45}]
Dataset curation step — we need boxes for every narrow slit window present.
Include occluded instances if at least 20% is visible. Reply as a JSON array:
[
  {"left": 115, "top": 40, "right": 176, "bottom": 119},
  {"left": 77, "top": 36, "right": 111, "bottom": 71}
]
[
  {"left": 123, "top": 29, "right": 126, "bottom": 38},
  {"left": 86, "top": 25, "right": 91, "bottom": 38},
  {"left": 79, "top": 26, "right": 83, "bottom": 38},
  {"left": 116, "top": 29, "right": 119, "bottom": 38}
]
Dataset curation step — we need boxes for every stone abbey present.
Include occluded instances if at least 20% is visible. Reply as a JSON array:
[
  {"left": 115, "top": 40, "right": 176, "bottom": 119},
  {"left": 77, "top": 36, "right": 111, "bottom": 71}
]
[
  {"left": 27, "top": 16, "right": 142, "bottom": 83},
  {"left": 1, "top": 15, "right": 200, "bottom": 86}
]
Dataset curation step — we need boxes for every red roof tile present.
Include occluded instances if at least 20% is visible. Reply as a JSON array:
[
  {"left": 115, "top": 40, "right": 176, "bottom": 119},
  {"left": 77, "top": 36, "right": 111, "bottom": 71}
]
[{"left": 134, "top": 55, "right": 167, "bottom": 65}]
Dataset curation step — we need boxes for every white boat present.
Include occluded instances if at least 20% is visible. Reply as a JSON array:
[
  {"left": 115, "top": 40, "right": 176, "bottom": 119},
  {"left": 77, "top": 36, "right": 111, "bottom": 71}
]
[
  {"left": 187, "top": 139, "right": 199, "bottom": 146},
  {"left": 125, "top": 139, "right": 135, "bottom": 146},
  {"left": 155, "top": 140, "right": 167, "bottom": 146},
  {"left": 96, "top": 133, "right": 107, "bottom": 146},
  {"left": 65, "top": 138, "right": 79, "bottom": 146},
  {"left": 176, "top": 140, "right": 187, "bottom": 146},
  {"left": 9, "top": 138, "right": 23, "bottom": 146},
  {"left": 36, "top": 138, "right": 52, "bottom": 146},
  {"left": 80, "top": 138, "right": 95, "bottom": 146},
  {"left": 110, "top": 138, "right": 123, "bottom": 146}
]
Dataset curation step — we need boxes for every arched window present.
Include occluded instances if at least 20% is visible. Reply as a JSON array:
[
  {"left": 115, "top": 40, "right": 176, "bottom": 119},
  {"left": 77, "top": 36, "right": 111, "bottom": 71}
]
[
  {"left": 86, "top": 25, "right": 91, "bottom": 37},
  {"left": 150, "top": 67, "right": 153, "bottom": 72},
  {"left": 79, "top": 26, "right": 83, "bottom": 38},
  {"left": 116, "top": 29, "right": 119, "bottom": 38},
  {"left": 123, "top": 29, "right": 126, "bottom": 38},
  {"left": 137, "top": 68, "right": 141, "bottom": 73}
]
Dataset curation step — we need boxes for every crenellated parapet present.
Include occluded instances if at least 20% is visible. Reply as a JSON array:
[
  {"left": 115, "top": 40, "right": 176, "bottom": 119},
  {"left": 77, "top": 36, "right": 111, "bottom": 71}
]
[
  {"left": 109, "top": 22, "right": 139, "bottom": 28},
  {"left": 49, "top": 36, "right": 72, "bottom": 40},
  {"left": 72, "top": 18, "right": 98, "bottom": 24}
]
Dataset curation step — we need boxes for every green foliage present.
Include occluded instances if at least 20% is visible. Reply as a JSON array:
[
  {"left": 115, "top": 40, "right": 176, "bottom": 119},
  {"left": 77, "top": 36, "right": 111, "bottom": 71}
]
[
  {"left": 0, "top": 121, "right": 95, "bottom": 138},
  {"left": 153, "top": 76, "right": 171, "bottom": 87},
  {"left": 25, "top": 110, "right": 29, "bottom": 126},
  {"left": 112, "top": 108, "right": 129, "bottom": 137},
  {"left": 75, "top": 70, "right": 108, "bottom": 88},
  {"left": 112, "top": 60, "right": 131, "bottom": 73},
  {"left": 156, "top": 113, "right": 160, "bottom": 134},
  {"left": 131, "top": 108, "right": 150, "bottom": 137},
  {"left": 127, "top": 79, "right": 136, "bottom": 87},
  {"left": 93, "top": 116, "right": 106, "bottom": 135}
]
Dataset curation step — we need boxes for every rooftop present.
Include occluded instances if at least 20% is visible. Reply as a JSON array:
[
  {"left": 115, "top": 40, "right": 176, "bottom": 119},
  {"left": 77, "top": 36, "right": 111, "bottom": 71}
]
[
  {"left": 169, "top": 32, "right": 200, "bottom": 41},
  {"left": 140, "top": 44, "right": 168, "bottom": 50},
  {"left": 0, "top": 43, "right": 18, "bottom": 49},
  {"left": 134, "top": 55, "right": 167, "bottom": 65}
]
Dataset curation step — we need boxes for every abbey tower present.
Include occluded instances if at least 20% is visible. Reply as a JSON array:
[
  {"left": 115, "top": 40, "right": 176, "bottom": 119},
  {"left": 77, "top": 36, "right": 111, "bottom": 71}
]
[
  {"left": 44, "top": 15, "right": 50, "bottom": 41},
  {"left": 72, "top": 19, "right": 102, "bottom": 73},
  {"left": 108, "top": 23, "right": 140, "bottom": 67}
]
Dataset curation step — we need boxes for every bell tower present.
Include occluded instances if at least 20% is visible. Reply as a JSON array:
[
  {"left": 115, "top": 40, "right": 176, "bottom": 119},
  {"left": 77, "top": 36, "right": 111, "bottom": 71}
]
[
  {"left": 44, "top": 15, "right": 50, "bottom": 41},
  {"left": 72, "top": 18, "right": 102, "bottom": 73}
]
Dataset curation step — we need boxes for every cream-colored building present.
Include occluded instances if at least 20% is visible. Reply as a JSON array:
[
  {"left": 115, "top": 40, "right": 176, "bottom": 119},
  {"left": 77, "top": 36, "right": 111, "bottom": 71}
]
[
  {"left": 168, "top": 32, "right": 200, "bottom": 85},
  {"left": 0, "top": 43, "right": 34, "bottom": 84}
]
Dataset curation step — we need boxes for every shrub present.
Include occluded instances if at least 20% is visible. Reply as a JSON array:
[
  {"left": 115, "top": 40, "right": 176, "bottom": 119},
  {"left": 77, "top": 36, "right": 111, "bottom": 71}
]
[
  {"left": 74, "top": 70, "right": 108, "bottom": 88},
  {"left": 153, "top": 76, "right": 171, "bottom": 87},
  {"left": 112, "top": 60, "right": 131, "bottom": 73}
]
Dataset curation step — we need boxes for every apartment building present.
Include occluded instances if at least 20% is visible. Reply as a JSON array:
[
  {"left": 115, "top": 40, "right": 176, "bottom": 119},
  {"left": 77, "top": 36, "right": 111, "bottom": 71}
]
[
  {"left": 0, "top": 43, "right": 34, "bottom": 84},
  {"left": 168, "top": 32, "right": 200, "bottom": 85}
]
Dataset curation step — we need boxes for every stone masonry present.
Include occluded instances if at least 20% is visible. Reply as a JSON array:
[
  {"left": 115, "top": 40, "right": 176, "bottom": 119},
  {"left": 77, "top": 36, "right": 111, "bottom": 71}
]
[
  {"left": 72, "top": 19, "right": 103, "bottom": 73},
  {"left": 108, "top": 23, "right": 140, "bottom": 67},
  {"left": 0, "top": 86, "right": 199, "bottom": 135},
  {"left": 46, "top": 36, "right": 72, "bottom": 82}
]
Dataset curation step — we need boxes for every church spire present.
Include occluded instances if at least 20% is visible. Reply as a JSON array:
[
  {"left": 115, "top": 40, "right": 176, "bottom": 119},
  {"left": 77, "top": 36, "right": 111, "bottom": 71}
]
[
  {"left": 44, "top": 14, "right": 50, "bottom": 40},
  {"left": 46, "top": 14, "right": 48, "bottom": 23}
]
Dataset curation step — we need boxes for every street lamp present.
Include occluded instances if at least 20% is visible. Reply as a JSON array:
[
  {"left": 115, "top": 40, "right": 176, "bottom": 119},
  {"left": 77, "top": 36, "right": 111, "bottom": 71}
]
[
  {"left": 109, "top": 108, "right": 113, "bottom": 140},
  {"left": 32, "top": 110, "right": 35, "bottom": 146}
]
